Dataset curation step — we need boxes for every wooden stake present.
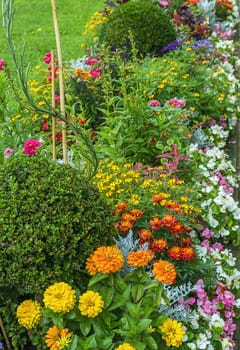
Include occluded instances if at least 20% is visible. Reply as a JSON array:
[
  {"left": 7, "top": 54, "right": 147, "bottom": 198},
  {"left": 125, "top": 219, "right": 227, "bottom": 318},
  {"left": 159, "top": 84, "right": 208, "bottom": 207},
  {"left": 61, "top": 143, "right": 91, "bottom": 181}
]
[
  {"left": 51, "top": 0, "right": 68, "bottom": 164},
  {"left": 0, "top": 315, "right": 11, "bottom": 350},
  {"left": 51, "top": 49, "right": 56, "bottom": 161}
]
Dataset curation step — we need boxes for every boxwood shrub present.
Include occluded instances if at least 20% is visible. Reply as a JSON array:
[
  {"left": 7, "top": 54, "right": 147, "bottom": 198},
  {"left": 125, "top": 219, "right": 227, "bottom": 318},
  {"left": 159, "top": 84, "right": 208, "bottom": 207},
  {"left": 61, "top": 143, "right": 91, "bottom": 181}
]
[
  {"left": 100, "top": 0, "right": 177, "bottom": 57},
  {"left": 0, "top": 154, "right": 115, "bottom": 297}
]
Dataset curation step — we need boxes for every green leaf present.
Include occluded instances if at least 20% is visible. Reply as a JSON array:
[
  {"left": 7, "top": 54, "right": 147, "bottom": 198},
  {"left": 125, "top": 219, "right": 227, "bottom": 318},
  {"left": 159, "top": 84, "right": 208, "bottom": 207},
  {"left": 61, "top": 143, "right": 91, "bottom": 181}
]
[
  {"left": 80, "top": 317, "right": 92, "bottom": 336},
  {"left": 143, "top": 334, "right": 158, "bottom": 350},
  {"left": 69, "top": 335, "right": 79, "bottom": 350},
  {"left": 137, "top": 319, "right": 152, "bottom": 333},
  {"left": 88, "top": 273, "right": 109, "bottom": 287}
]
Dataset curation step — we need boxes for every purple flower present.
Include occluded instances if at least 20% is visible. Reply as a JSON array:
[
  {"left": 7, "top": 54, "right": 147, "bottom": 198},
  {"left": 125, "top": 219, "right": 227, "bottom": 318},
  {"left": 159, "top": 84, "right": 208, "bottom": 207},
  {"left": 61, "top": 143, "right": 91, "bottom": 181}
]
[
  {"left": 23, "top": 139, "right": 42, "bottom": 156},
  {"left": 162, "top": 39, "right": 182, "bottom": 53}
]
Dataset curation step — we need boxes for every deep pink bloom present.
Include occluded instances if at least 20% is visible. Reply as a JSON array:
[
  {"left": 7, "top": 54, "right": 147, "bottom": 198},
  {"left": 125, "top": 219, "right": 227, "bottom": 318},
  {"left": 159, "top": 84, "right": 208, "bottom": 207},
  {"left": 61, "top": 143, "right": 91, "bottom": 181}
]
[
  {"left": 167, "top": 97, "right": 186, "bottom": 108},
  {"left": 54, "top": 95, "right": 60, "bottom": 104},
  {"left": 86, "top": 57, "right": 99, "bottom": 65},
  {"left": 43, "top": 52, "right": 52, "bottom": 64},
  {"left": 148, "top": 99, "right": 161, "bottom": 107},
  {"left": 23, "top": 139, "right": 42, "bottom": 156},
  {"left": 3, "top": 148, "right": 14, "bottom": 159},
  {"left": 211, "top": 242, "right": 224, "bottom": 251},
  {"left": 0, "top": 59, "right": 5, "bottom": 71},
  {"left": 201, "top": 228, "right": 214, "bottom": 239},
  {"left": 90, "top": 68, "right": 102, "bottom": 79}
]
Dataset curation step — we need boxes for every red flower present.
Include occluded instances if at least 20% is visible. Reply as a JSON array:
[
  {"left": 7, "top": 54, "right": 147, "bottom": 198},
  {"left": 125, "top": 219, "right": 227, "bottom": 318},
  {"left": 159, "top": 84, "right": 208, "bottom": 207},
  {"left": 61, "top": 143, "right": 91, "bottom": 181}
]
[
  {"left": 41, "top": 120, "right": 49, "bottom": 131},
  {"left": 0, "top": 59, "right": 5, "bottom": 71},
  {"left": 138, "top": 229, "right": 153, "bottom": 245},
  {"left": 152, "top": 239, "right": 168, "bottom": 252},
  {"left": 168, "top": 246, "right": 182, "bottom": 260},
  {"left": 180, "top": 247, "right": 195, "bottom": 261},
  {"left": 149, "top": 217, "right": 162, "bottom": 230}
]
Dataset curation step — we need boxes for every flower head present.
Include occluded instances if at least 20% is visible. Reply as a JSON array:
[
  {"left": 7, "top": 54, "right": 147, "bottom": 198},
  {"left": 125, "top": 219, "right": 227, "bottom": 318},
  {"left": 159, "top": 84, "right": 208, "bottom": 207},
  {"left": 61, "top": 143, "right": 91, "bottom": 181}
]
[
  {"left": 148, "top": 99, "right": 161, "bottom": 107},
  {"left": 0, "top": 59, "right": 5, "bottom": 71},
  {"left": 44, "top": 52, "right": 52, "bottom": 64},
  {"left": 152, "top": 239, "right": 168, "bottom": 252},
  {"left": 23, "top": 139, "right": 42, "bottom": 156},
  {"left": 86, "top": 246, "right": 124, "bottom": 275},
  {"left": 168, "top": 246, "right": 182, "bottom": 260},
  {"left": 181, "top": 247, "right": 195, "bottom": 261},
  {"left": 45, "top": 326, "right": 72, "bottom": 350},
  {"left": 152, "top": 260, "right": 177, "bottom": 284},
  {"left": 115, "top": 344, "right": 136, "bottom": 350},
  {"left": 127, "top": 250, "right": 153, "bottom": 267},
  {"left": 17, "top": 300, "right": 42, "bottom": 329},
  {"left": 78, "top": 290, "right": 104, "bottom": 317},
  {"left": 160, "top": 318, "right": 185, "bottom": 347},
  {"left": 3, "top": 148, "right": 15, "bottom": 159},
  {"left": 43, "top": 282, "right": 76, "bottom": 313},
  {"left": 138, "top": 229, "right": 153, "bottom": 245}
]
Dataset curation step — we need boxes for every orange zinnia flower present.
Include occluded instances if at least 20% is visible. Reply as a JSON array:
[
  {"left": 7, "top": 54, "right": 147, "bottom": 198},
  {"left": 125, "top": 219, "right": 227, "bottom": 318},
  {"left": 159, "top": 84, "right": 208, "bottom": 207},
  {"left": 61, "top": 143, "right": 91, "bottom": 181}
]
[
  {"left": 127, "top": 250, "right": 153, "bottom": 267},
  {"left": 152, "top": 260, "right": 177, "bottom": 284},
  {"left": 138, "top": 229, "right": 153, "bottom": 245},
  {"left": 45, "top": 326, "right": 71, "bottom": 350},
  {"left": 86, "top": 246, "right": 124, "bottom": 275},
  {"left": 152, "top": 239, "right": 168, "bottom": 252}
]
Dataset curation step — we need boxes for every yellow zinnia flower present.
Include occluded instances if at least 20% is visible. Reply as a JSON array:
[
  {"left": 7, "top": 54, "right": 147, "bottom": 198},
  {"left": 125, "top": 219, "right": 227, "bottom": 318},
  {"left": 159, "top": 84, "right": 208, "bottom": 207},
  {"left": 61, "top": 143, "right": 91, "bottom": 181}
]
[
  {"left": 43, "top": 282, "right": 76, "bottom": 313},
  {"left": 16, "top": 299, "right": 42, "bottom": 329},
  {"left": 115, "top": 343, "right": 136, "bottom": 350},
  {"left": 160, "top": 318, "right": 185, "bottom": 347},
  {"left": 45, "top": 326, "right": 72, "bottom": 350},
  {"left": 78, "top": 290, "right": 104, "bottom": 318}
]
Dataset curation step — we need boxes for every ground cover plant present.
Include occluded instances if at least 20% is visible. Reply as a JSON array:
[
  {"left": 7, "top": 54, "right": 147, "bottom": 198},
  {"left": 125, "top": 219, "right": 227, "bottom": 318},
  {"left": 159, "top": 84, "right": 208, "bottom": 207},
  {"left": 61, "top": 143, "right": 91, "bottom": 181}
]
[{"left": 0, "top": 0, "right": 240, "bottom": 349}]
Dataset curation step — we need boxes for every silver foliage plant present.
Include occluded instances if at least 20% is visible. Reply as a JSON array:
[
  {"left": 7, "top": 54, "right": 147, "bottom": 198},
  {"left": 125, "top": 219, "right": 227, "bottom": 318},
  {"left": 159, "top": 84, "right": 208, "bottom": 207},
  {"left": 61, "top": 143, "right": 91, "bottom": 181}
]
[{"left": 115, "top": 231, "right": 195, "bottom": 321}]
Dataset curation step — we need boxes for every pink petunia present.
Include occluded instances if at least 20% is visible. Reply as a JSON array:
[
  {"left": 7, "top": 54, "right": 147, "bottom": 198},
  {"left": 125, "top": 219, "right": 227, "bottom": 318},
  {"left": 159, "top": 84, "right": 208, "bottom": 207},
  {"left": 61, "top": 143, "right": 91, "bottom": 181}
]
[
  {"left": 167, "top": 97, "right": 186, "bottom": 108},
  {"left": 23, "top": 139, "right": 42, "bottom": 156},
  {"left": 159, "top": 0, "right": 169, "bottom": 6},
  {"left": 148, "top": 99, "right": 161, "bottom": 107},
  {"left": 3, "top": 148, "right": 15, "bottom": 159},
  {"left": 86, "top": 57, "right": 99, "bottom": 65}
]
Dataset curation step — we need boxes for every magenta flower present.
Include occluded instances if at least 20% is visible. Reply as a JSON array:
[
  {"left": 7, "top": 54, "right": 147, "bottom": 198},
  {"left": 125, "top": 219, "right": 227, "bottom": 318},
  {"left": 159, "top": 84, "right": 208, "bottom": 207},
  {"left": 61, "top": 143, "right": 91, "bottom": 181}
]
[
  {"left": 86, "top": 57, "right": 99, "bottom": 65},
  {"left": 0, "top": 59, "right": 5, "bottom": 71},
  {"left": 148, "top": 99, "right": 161, "bottom": 107},
  {"left": 167, "top": 97, "right": 186, "bottom": 108},
  {"left": 3, "top": 148, "right": 15, "bottom": 159},
  {"left": 43, "top": 52, "right": 52, "bottom": 64},
  {"left": 23, "top": 139, "right": 42, "bottom": 156},
  {"left": 90, "top": 68, "right": 102, "bottom": 79}
]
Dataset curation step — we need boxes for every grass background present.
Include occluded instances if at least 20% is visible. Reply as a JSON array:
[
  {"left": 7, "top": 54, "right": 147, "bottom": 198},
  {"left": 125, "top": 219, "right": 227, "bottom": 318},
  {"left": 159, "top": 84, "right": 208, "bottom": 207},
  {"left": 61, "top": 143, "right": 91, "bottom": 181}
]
[{"left": 0, "top": 0, "right": 105, "bottom": 66}]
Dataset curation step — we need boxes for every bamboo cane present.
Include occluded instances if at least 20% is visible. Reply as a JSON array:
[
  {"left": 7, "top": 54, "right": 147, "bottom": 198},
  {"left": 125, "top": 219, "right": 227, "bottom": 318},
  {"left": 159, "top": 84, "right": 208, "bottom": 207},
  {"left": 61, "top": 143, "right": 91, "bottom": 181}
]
[
  {"left": 51, "top": 49, "right": 57, "bottom": 161},
  {"left": 50, "top": 0, "right": 68, "bottom": 164},
  {"left": 0, "top": 315, "right": 12, "bottom": 350}
]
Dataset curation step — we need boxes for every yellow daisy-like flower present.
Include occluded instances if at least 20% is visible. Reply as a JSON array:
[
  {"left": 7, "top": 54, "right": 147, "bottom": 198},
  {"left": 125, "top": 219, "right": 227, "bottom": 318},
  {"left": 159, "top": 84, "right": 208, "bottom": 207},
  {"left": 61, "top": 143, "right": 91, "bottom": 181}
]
[
  {"left": 115, "top": 343, "right": 136, "bottom": 350},
  {"left": 152, "top": 260, "right": 177, "bottom": 284},
  {"left": 43, "top": 282, "right": 76, "bottom": 313},
  {"left": 45, "top": 325, "right": 72, "bottom": 350},
  {"left": 160, "top": 318, "right": 185, "bottom": 347},
  {"left": 16, "top": 299, "right": 42, "bottom": 329},
  {"left": 78, "top": 290, "right": 104, "bottom": 318},
  {"left": 127, "top": 250, "right": 153, "bottom": 268},
  {"left": 86, "top": 246, "right": 124, "bottom": 275}
]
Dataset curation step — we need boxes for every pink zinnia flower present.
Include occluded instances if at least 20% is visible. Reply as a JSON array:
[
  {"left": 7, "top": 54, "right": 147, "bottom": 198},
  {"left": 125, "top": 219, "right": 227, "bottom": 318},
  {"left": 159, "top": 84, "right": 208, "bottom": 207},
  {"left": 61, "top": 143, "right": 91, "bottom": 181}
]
[
  {"left": 148, "top": 99, "right": 161, "bottom": 107},
  {"left": 3, "top": 148, "right": 15, "bottom": 159},
  {"left": 86, "top": 57, "right": 99, "bottom": 65},
  {"left": 90, "top": 68, "right": 102, "bottom": 79},
  {"left": 167, "top": 98, "right": 186, "bottom": 108},
  {"left": 23, "top": 139, "right": 42, "bottom": 156},
  {"left": 0, "top": 59, "right": 5, "bottom": 71}
]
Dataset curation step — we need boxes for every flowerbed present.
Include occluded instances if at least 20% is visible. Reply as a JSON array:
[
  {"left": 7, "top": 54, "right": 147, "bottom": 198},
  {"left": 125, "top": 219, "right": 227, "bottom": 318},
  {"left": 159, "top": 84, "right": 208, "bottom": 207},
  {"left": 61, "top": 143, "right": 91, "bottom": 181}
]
[{"left": 0, "top": 0, "right": 240, "bottom": 350}]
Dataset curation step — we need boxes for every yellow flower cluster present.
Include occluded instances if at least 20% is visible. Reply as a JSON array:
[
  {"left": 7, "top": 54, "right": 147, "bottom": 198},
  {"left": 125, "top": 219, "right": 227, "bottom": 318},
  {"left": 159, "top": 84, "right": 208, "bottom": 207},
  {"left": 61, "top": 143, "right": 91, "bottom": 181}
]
[
  {"left": 16, "top": 299, "right": 42, "bottom": 329},
  {"left": 43, "top": 282, "right": 76, "bottom": 313},
  {"left": 83, "top": 9, "right": 111, "bottom": 35},
  {"left": 115, "top": 344, "right": 136, "bottom": 350},
  {"left": 78, "top": 290, "right": 104, "bottom": 318},
  {"left": 160, "top": 318, "right": 185, "bottom": 347}
]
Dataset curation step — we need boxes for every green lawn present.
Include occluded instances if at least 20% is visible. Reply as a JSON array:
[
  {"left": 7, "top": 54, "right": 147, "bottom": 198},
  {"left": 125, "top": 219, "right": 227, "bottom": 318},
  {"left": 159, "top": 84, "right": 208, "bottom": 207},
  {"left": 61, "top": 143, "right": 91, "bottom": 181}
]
[{"left": 0, "top": 0, "right": 105, "bottom": 66}]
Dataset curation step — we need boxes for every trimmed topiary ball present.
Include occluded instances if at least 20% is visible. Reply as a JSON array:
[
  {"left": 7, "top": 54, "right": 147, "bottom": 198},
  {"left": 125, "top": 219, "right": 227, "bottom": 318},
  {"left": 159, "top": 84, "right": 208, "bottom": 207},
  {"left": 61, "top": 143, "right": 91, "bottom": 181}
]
[
  {"left": 100, "top": 0, "right": 177, "bottom": 57},
  {"left": 0, "top": 154, "right": 115, "bottom": 296}
]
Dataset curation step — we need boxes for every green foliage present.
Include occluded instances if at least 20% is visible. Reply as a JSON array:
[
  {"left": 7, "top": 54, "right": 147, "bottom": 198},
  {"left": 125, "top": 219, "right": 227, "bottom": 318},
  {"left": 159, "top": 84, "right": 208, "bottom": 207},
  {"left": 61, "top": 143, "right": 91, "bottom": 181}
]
[
  {"left": 0, "top": 154, "right": 115, "bottom": 297},
  {"left": 100, "top": 0, "right": 177, "bottom": 57}
]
